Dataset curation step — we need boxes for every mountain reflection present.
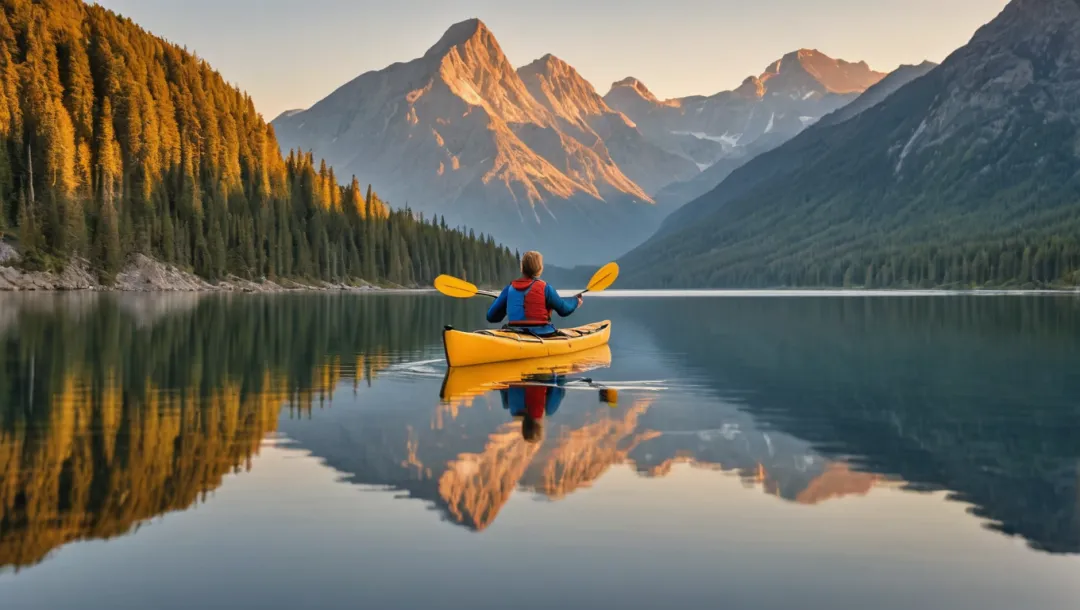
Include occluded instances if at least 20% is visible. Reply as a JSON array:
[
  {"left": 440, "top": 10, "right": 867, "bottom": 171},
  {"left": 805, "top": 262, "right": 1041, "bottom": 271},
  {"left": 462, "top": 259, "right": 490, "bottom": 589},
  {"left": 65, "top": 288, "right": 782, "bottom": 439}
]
[
  {"left": 1, "top": 292, "right": 1078, "bottom": 573},
  {"left": 286, "top": 387, "right": 890, "bottom": 533},
  {"left": 618, "top": 295, "right": 1080, "bottom": 554}
]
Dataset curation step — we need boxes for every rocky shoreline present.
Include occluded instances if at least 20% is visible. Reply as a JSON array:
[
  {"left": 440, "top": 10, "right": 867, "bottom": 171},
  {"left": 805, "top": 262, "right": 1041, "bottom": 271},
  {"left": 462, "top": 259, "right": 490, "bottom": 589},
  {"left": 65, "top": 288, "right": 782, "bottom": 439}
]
[{"left": 0, "top": 252, "right": 402, "bottom": 293}]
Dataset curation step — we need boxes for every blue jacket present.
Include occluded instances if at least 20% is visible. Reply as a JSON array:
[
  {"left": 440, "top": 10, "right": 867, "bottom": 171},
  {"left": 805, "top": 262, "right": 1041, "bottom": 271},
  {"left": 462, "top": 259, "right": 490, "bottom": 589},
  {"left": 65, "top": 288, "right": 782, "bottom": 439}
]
[
  {"left": 500, "top": 380, "right": 566, "bottom": 418},
  {"left": 486, "top": 280, "right": 578, "bottom": 335}
]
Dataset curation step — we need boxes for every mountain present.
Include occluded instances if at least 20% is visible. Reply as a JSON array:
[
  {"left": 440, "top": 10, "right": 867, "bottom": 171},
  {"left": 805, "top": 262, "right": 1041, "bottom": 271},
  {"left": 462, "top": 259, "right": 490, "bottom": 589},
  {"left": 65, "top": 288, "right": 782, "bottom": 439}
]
[
  {"left": 815, "top": 60, "right": 939, "bottom": 128},
  {"left": 273, "top": 19, "right": 663, "bottom": 265},
  {"left": 620, "top": 0, "right": 1080, "bottom": 289},
  {"left": 517, "top": 54, "right": 699, "bottom": 193},
  {"left": 0, "top": 0, "right": 514, "bottom": 287},
  {"left": 603, "top": 50, "right": 887, "bottom": 170},
  {"left": 651, "top": 61, "right": 939, "bottom": 210}
]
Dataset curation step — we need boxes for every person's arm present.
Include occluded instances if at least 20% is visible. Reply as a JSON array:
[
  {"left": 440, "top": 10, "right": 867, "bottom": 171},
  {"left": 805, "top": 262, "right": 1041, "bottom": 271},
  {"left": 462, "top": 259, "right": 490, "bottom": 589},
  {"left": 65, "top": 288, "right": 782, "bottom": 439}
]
[
  {"left": 486, "top": 287, "right": 509, "bottom": 323},
  {"left": 544, "top": 284, "right": 579, "bottom": 318}
]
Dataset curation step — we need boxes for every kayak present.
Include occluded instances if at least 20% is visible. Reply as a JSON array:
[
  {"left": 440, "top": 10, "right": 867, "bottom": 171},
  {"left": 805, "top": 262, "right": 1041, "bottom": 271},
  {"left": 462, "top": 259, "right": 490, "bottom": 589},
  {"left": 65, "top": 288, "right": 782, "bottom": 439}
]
[
  {"left": 442, "top": 320, "right": 612, "bottom": 368},
  {"left": 440, "top": 344, "right": 612, "bottom": 405}
]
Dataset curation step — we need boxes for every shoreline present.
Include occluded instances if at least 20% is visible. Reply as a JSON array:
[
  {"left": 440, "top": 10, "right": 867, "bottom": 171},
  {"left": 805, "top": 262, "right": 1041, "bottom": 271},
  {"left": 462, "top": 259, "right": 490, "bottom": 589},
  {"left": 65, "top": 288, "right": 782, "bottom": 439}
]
[
  {"left": 2, "top": 254, "right": 1075, "bottom": 296},
  {"left": 0, "top": 255, "right": 433, "bottom": 294}
]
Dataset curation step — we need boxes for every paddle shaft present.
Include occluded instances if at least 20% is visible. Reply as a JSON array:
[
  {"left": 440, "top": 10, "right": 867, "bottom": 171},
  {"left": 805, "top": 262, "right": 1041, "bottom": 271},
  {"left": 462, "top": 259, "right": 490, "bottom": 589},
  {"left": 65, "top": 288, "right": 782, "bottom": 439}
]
[{"left": 436, "top": 262, "right": 615, "bottom": 300}]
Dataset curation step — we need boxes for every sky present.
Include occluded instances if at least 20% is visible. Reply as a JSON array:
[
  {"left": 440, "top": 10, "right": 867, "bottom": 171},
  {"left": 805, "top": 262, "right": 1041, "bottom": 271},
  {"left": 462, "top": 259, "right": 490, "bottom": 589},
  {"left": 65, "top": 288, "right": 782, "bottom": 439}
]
[{"left": 92, "top": 0, "right": 1010, "bottom": 121}]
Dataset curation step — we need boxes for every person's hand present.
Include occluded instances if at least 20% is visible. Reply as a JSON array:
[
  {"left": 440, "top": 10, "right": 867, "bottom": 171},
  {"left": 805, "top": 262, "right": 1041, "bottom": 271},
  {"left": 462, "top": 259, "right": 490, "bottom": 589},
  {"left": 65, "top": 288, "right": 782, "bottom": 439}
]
[{"left": 576, "top": 295, "right": 584, "bottom": 308}]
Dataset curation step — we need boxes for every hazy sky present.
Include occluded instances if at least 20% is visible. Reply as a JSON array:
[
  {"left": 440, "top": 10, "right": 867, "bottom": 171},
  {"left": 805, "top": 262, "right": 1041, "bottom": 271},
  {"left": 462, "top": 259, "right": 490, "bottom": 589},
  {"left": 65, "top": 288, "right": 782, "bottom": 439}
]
[{"left": 92, "top": 0, "right": 1009, "bottom": 121}]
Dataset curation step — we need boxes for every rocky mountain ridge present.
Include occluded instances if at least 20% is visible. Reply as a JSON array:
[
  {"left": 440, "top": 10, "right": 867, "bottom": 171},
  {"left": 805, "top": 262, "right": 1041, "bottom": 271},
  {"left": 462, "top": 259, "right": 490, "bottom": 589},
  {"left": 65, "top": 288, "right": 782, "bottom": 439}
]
[
  {"left": 273, "top": 19, "right": 886, "bottom": 263},
  {"left": 620, "top": 0, "right": 1080, "bottom": 289}
]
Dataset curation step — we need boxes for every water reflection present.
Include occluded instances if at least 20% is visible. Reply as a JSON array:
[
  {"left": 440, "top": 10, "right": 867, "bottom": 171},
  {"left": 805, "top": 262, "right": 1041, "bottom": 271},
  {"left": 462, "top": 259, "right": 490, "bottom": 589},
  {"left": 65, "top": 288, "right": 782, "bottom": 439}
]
[
  {"left": 0, "top": 292, "right": 484, "bottom": 570},
  {"left": 614, "top": 295, "right": 1080, "bottom": 553},
  {"left": 0, "top": 291, "right": 1078, "bottom": 581}
]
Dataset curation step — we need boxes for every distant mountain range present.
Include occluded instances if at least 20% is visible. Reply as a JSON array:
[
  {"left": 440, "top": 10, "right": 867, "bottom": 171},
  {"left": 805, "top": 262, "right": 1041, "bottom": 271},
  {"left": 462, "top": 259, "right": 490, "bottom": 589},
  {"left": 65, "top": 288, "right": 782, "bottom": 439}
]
[
  {"left": 272, "top": 20, "right": 886, "bottom": 264},
  {"left": 648, "top": 61, "right": 939, "bottom": 215},
  {"left": 620, "top": 0, "right": 1080, "bottom": 289},
  {"left": 603, "top": 50, "right": 885, "bottom": 171}
]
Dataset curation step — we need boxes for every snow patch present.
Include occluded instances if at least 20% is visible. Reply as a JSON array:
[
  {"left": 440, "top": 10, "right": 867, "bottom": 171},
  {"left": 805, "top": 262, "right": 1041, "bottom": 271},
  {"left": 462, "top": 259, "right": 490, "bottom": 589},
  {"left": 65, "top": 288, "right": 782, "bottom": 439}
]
[
  {"left": 695, "top": 162, "right": 712, "bottom": 171},
  {"left": 671, "top": 130, "right": 741, "bottom": 146},
  {"left": 764, "top": 112, "right": 775, "bottom": 134},
  {"left": 803, "top": 91, "right": 816, "bottom": 100},
  {"left": 896, "top": 118, "right": 928, "bottom": 174},
  {"left": 799, "top": 116, "right": 816, "bottom": 126}
]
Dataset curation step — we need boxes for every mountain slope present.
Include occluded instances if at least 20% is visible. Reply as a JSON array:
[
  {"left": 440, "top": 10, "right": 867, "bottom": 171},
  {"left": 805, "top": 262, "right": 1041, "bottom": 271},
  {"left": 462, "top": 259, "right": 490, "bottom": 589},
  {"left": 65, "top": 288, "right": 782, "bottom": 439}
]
[
  {"left": 273, "top": 19, "right": 659, "bottom": 265},
  {"left": 816, "top": 60, "right": 939, "bottom": 128},
  {"left": 621, "top": 0, "right": 1080, "bottom": 288},
  {"left": 603, "top": 50, "right": 886, "bottom": 170},
  {"left": 652, "top": 61, "right": 940, "bottom": 210},
  {"left": 517, "top": 54, "right": 699, "bottom": 193}
]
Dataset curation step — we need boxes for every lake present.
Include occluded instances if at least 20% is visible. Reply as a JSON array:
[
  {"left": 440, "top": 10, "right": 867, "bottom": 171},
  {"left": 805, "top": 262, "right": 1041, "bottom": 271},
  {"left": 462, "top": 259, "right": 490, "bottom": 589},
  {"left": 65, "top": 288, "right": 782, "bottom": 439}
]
[{"left": 1, "top": 291, "right": 1079, "bottom": 610}]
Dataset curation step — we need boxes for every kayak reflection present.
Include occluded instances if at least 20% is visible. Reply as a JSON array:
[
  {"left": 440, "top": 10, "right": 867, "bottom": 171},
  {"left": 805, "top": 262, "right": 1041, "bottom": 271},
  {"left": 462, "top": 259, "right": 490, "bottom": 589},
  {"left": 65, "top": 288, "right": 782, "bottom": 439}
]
[
  {"left": 440, "top": 345, "right": 615, "bottom": 443},
  {"left": 439, "top": 345, "right": 612, "bottom": 404}
]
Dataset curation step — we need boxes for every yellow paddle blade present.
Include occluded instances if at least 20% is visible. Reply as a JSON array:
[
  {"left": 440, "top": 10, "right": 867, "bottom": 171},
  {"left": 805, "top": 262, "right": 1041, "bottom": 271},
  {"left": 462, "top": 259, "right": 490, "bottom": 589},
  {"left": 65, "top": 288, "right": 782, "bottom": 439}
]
[
  {"left": 434, "top": 275, "right": 480, "bottom": 299},
  {"left": 586, "top": 262, "right": 620, "bottom": 293}
]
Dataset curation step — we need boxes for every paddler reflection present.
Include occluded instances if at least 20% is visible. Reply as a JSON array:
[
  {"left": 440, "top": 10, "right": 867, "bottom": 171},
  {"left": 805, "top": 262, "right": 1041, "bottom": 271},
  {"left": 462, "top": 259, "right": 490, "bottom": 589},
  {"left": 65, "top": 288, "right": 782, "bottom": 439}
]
[
  {"left": 501, "top": 374, "right": 618, "bottom": 443},
  {"left": 501, "top": 376, "right": 565, "bottom": 443}
]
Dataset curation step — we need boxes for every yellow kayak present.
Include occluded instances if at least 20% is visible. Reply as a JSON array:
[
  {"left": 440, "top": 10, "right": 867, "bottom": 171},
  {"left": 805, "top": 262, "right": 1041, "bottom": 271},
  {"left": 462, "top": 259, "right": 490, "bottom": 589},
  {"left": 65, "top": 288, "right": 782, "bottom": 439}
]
[
  {"left": 442, "top": 320, "right": 612, "bottom": 367},
  {"left": 440, "top": 344, "right": 612, "bottom": 404}
]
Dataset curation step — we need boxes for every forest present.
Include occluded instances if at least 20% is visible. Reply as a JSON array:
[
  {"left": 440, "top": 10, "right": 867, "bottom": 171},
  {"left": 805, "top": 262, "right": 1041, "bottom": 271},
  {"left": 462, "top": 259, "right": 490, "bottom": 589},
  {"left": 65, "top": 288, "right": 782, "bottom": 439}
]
[{"left": 0, "top": 0, "right": 518, "bottom": 286}]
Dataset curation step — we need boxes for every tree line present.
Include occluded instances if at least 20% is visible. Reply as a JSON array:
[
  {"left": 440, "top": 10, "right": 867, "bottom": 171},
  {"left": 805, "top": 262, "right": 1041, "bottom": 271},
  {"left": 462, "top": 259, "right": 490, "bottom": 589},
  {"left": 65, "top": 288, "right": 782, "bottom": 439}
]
[
  {"left": 0, "top": 0, "right": 518, "bottom": 286},
  {"left": 662, "top": 235, "right": 1080, "bottom": 289}
]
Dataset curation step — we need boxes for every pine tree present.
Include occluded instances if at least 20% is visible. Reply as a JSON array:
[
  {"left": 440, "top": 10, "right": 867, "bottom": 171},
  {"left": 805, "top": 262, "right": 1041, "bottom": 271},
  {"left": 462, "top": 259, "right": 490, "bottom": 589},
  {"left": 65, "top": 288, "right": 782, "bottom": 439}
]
[{"left": 94, "top": 197, "right": 121, "bottom": 279}]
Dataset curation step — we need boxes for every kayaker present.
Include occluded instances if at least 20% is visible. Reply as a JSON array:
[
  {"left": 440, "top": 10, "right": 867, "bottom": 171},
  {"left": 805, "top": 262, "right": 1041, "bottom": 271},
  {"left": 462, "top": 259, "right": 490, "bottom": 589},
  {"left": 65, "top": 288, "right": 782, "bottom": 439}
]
[
  {"left": 501, "top": 376, "right": 565, "bottom": 443},
  {"left": 486, "top": 251, "right": 582, "bottom": 336}
]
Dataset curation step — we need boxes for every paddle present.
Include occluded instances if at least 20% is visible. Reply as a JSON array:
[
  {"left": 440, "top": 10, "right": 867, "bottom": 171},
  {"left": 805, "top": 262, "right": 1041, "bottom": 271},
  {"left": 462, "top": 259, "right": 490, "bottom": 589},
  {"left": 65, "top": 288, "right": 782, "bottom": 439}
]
[
  {"left": 434, "top": 261, "right": 618, "bottom": 301},
  {"left": 507, "top": 376, "right": 619, "bottom": 406},
  {"left": 575, "top": 262, "right": 619, "bottom": 297},
  {"left": 434, "top": 274, "right": 499, "bottom": 300}
]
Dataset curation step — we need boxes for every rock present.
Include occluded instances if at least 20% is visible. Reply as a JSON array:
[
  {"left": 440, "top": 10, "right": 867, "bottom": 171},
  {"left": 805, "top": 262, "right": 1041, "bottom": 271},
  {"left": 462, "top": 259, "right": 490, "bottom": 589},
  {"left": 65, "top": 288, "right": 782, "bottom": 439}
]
[
  {"left": 0, "top": 241, "right": 19, "bottom": 264},
  {"left": 0, "top": 258, "right": 95, "bottom": 291},
  {"left": 112, "top": 254, "right": 217, "bottom": 291}
]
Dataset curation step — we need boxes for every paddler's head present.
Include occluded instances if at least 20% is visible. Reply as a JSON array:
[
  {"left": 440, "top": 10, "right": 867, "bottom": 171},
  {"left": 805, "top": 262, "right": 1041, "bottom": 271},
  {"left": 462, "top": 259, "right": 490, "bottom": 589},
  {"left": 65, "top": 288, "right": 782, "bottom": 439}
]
[
  {"left": 521, "top": 251, "right": 543, "bottom": 279},
  {"left": 521, "top": 414, "right": 544, "bottom": 444}
]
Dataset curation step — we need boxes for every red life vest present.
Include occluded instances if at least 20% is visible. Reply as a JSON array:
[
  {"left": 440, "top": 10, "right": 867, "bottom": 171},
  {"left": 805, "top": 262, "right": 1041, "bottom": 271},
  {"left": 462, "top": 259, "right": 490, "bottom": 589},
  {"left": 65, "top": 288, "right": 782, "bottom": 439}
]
[
  {"left": 509, "top": 278, "right": 551, "bottom": 327},
  {"left": 524, "top": 386, "right": 547, "bottom": 419}
]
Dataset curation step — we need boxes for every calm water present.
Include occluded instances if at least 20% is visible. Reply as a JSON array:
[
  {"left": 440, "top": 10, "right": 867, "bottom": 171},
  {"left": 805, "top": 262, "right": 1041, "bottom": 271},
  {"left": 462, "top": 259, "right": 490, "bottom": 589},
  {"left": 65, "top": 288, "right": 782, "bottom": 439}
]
[{"left": 1, "top": 291, "right": 1079, "bottom": 609}]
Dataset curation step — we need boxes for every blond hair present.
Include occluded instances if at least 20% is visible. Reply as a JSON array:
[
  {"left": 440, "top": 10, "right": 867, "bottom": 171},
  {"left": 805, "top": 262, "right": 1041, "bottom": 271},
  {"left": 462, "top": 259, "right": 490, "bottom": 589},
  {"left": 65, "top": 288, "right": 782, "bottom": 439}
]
[{"left": 521, "top": 251, "right": 543, "bottom": 278}]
